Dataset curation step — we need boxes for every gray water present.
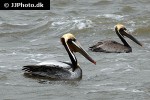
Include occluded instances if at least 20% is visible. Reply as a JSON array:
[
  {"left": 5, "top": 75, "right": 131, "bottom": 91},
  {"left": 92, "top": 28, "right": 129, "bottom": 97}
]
[{"left": 0, "top": 0, "right": 150, "bottom": 100}]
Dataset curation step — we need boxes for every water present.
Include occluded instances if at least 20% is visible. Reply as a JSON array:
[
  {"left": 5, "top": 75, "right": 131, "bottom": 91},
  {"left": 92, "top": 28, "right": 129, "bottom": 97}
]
[{"left": 0, "top": 0, "right": 150, "bottom": 100}]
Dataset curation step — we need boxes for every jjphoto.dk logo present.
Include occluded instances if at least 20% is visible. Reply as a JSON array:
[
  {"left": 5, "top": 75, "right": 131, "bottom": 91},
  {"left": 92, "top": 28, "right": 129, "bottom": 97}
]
[
  {"left": 4, "top": 3, "right": 9, "bottom": 8},
  {"left": 0, "top": 0, "right": 50, "bottom": 10},
  {"left": 4, "top": 2, "right": 44, "bottom": 8}
]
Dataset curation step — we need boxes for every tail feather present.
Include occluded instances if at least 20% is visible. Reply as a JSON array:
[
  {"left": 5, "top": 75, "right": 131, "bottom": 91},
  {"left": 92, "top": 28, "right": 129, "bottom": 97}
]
[
  {"left": 22, "top": 65, "right": 51, "bottom": 72},
  {"left": 22, "top": 65, "right": 70, "bottom": 73},
  {"left": 89, "top": 42, "right": 103, "bottom": 51},
  {"left": 22, "top": 65, "right": 72, "bottom": 79}
]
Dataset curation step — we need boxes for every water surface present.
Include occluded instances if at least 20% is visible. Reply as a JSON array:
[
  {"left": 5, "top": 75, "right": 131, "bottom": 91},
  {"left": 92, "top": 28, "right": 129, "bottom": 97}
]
[{"left": 0, "top": 0, "right": 150, "bottom": 100}]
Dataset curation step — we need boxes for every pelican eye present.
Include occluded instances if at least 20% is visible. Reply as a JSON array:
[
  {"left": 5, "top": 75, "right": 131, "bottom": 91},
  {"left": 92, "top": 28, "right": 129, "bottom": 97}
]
[
  {"left": 67, "top": 39, "right": 76, "bottom": 44},
  {"left": 120, "top": 27, "right": 127, "bottom": 31}
]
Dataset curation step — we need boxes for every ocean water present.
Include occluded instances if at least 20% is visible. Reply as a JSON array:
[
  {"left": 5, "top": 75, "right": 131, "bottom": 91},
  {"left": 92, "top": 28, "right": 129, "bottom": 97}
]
[{"left": 0, "top": 0, "right": 150, "bottom": 100}]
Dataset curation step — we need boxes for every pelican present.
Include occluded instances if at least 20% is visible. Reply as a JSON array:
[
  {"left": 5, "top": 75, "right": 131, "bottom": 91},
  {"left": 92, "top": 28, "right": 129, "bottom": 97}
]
[
  {"left": 23, "top": 33, "right": 96, "bottom": 80},
  {"left": 89, "top": 24, "right": 142, "bottom": 53}
]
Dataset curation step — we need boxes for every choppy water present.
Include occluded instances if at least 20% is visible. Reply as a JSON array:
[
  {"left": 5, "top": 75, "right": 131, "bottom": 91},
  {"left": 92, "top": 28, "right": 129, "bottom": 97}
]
[{"left": 0, "top": 0, "right": 150, "bottom": 100}]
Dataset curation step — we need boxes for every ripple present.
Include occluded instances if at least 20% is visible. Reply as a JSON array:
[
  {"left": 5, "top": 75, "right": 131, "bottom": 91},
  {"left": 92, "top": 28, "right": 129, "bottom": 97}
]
[
  {"left": 51, "top": 17, "right": 93, "bottom": 31},
  {"left": 97, "top": 14, "right": 127, "bottom": 21},
  {"left": 0, "top": 15, "right": 51, "bottom": 36},
  {"left": 86, "top": 87, "right": 144, "bottom": 95},
  {"left": 122, "top": 5, "right": 136, "bottom": 13},
  {"left": 0, "top": 66, "right": 6, "bottom": 68},
  {"left": 92, "top": 0, "right": 112, "bottom": 6},
  {"left": 135, "top": 25, "right": 150, "bottom": 34}
]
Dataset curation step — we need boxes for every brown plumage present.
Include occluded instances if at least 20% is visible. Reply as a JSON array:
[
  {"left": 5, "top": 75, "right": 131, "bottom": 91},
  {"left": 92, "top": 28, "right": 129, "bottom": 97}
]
[
  {"left": 23, "top": 33, "right": 96, "bottom": 80},
  {"left": 89, "top": 24, "right": 142, "bottom": 53}
]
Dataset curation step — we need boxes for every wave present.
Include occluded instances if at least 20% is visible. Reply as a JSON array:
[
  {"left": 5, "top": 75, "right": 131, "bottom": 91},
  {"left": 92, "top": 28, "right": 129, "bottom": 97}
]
[
  {"left": 97, "top": 14, "right": 127, "bottom": 21},
  {"left": 134, "top": 25, "right": 150, "bottom": 34},
  {"left": 0, "top": 17, "right": 51, "bottom": 37},
  {"left": 51, "top": 17, "right": 93, "bottom": 30}
]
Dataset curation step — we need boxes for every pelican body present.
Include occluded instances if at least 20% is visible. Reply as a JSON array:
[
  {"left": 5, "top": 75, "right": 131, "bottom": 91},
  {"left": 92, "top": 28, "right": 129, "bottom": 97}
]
[
  {"left": 89, "top": 24, "right": 142, "bottom": 53},
  {"left": 23, "top": 33, "right": 96, "bottom": 80}
]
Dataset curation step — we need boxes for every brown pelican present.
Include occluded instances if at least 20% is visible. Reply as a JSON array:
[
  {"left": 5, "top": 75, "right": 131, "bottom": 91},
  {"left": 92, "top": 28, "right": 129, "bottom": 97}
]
[
  {"left": 23, "top": 33, "right": 96, "bottom": 80},
  {"left": 89, "top": 24, "right": 142, "bottom": 53}
]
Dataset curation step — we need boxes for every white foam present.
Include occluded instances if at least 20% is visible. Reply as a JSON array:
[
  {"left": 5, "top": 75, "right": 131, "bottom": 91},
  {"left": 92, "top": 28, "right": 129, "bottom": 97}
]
[
  {"left": 131, "top": 89, "right": 144, "bottom": 93},
  {"left": 0, "top": 66, "right": 6, "bottom": 68},
  {"left": 51, "top": 17, "right": 93, "bottom": 30},
  {"left": 73, "top": 19, "right": 93, "bottom": 29},
  {"left": 97, "top": 14, "right": 126, "bottom": 21}
]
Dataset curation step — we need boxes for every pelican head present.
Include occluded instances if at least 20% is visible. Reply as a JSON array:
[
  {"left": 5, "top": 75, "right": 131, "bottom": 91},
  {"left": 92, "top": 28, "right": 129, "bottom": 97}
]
[
  {"left": 115, "top": 24, "right": 142, "bottom": 46},
  {"left": 61, "top": 33, "right": 96, "bottom": 68}
]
